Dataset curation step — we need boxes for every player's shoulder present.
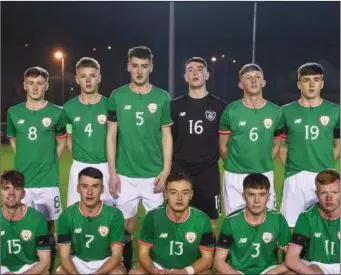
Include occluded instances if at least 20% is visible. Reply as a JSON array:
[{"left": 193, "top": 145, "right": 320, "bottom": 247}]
[
  {"left": 226, "top": 98, "right": 243, "bottom": 109},
  {"left": 225, "top": 207, "right": 245, "bottom": 221},
  {"left": 190, "top": 206, "right": 211, "bottom": 221},
  {"left": 109, "top": 84, "right": 130, "bottom": 98},
  {"left": 302, "top": 203, "right": 318, "bottom": 216},
  {"left": 265, "top": 100, "right": 281, "bottom": 110},
  {"left": 102, "top": 203, "right": 123, "bottom": 217},
  {"left": 322, "top": 99, "right": 340, "bottom": 110},
  {"left": 7, "top": 102, "right": 26, "bottom": 113},
  {"left": 62, "top": 202, "right": 79, "bottom": 216},
  {"left": 266, "top": 208, "right": 286, "bottom": 220},
  {"left": 46, "top": 101, "right": 64, "bottom": 113},
  {"left": 151, "top": 85, "right": 170, "bottom": 100},
  {"left": 171, "top": 94, "right": 187, "bottom": 104},
  {"left": 148, "top": 204, "right": 167, "bottom": 216},
  {"left": 63, "top": 96, "right": 80, "bottom": 107},
  {"left": 281, "top": 100, "right": 299, "bottom": 111},
  {"left": 208, "top": 93, "right": 226, "bottom": 104},
  {"left": 26, "top": 206, "right": 47, "bottom": 222}
]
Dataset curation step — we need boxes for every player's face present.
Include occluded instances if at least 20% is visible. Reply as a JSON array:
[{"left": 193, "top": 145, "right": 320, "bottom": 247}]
[
  {"left": 184, "top": 61, "right": 209, "bottom": 89},
  {"left": 23, "top": 76, "right": 48, "bottom": 101},
  {"left": 298, "top": 74, "right": 324, "bottom": 100},
  {"left": 316, "top": 181, "right": 340, "bottom": 214},
  {"left": 77, "top": 175, "right": 103, "bottom": 207},
  {"left": 76, "top": 67, "right": 101, "bottom": 94},
  {"left": 0, "top": 182, "right": 24, "bottom": 208},
  {"left": 165, "top": 180, "right": 193, "bottom": 212},
  {"left": 127, "top": 57, "right": 152, "bottom": 86},
  {"left": 243, "top": 187, "right": 269, "bottom": 215},
  {"left": 238, "top": 71, "right": 266, "bottom": 96}
]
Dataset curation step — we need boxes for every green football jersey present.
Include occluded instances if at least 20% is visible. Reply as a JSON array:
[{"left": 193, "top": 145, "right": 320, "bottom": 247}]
[
  {"left": 138, "top": 206, "right": 215, "bottom": 269},
  {"left": 292, "top": 204, "right": 340, "bottom": 264},
  {"left": 217, "top": 208, "right": 291, "bottom": 275},
  {"left": 63, "top": 95, "right": 108, "bottom": 164},
  {"left": 282, "top": 100, "right": 340, "bottom": 178},
  {"left": 219, "top": 99, "right": 284, "bottom": 173},
  {"left": 6, "top": 101, "right": 66, "bottom": 188},
  {"left": 1, "top": 206, "right": 50, "bottom": 272},
  {"left": 107, "top": 84, "right": 173, "bottom": 178},
  {"left": 57, "top": 202, "right": 125, "bottom": 262}
]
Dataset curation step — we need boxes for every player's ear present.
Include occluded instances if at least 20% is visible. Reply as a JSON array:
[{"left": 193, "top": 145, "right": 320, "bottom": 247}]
[
  {"left": 205, "top": 71, "right": 210, "bottom": 81},
  {"left": 77, "top": 184, "right": 80, "bottom": 194},
  {"left": 75, "top": 74, "right": 80, "bottom": 85},
  {"left": 21, "top": 189, "right": 26, "bottom": 200},
  {"left": 189, "top": 190, "right": 193, "bottom": 200},
  {"left": 297, "top": 80, "right": 301, "bottom": 90},
  {"left": 242, "top": 191, "right": 246, "bottom": 202},
  {"left": 262, "top": 79, "right": 266, "bottom": 88},
  {"left": 45, "top": 82, "right": 49, "bottom": 92},
  {"left": 127, "top": 61, "right": 131, "bottom": 73},
  {"left": 98, "top": 73, "right": 102, "bottom": 84},
  {"left": 149, "top": 63, "right": 153, "bottom": 73},
  {"left": 164, "top": 189, "right": 168, "bottom": 200},
  {"left": 238, "top": 81, "right": 244, "bottom": 91},
  {"left": 23, "top": 80, "right": 27, "bottom": 91},
  {"left": 321, "top": 80, "right": 324, "bottom": 89}
]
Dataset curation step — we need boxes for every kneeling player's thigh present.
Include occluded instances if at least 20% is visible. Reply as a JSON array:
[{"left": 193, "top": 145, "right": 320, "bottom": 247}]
[
  {"left": 22, "top": 188, "right": 34, "bottom": 207},
  {"left": 223, "top": 171, "right": 246, "bottom": 215},
  {"left": 72, "top": 256, "right": 108, "bottom": 274},
  {"left": 67, "top": 161, "right": 83, "bottom": 207},
  {"left": 32, "top": 187, "right": 62, "bottom": 221},
  {"left": 129, "top": 265, "right": 149, "bottom": 274},
  {"left": 310, "top": 262, "right": 340, "bottom": 274},
  {"left": 140, "top": 177, "right": 164, "bottom": 213},
  {"left": 263, "top": 171, "right": 276, "bottom": 210},
  {"left": 116, "top": 175, "right": 141, "bottom": 219},
  {"left": 0, "top": 266, "right": 10, "bottom": 274},
  {"left": 192, "top": 165, "right": 221, "bottom": 219}
]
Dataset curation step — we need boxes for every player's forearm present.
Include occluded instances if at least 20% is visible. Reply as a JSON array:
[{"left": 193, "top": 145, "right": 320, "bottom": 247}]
[
  {"left": 278, "top": 146, "right": 287, "bottom": 166},
  {"left": 272, "top": 140, "right": 281, "bottom": 160},
  {"left": 94, "top": 256, "right": 121, "bottom": 275},
  {"left": 162, "top": 128, "right": 173, "bottom": 173},
  {"left": 60, "top": 258, "right": 80, "bottom": 275},
  {"left": 264, "top": 263, "right": 288, "bottom": 275},
  {"left": 214, "top": 260, "right": 241, "bottom": 274},
  {"left": 191, "top": 255, "right": 213, "bottom": 274},
  {"left": 67, "top": 135, "right": 72, "bottom": 152},
  {"left": 22, "top": 259, "right": 50, "bottom": 274},
  {"left": 9, "top": 138, "right": 16, "bottom": 153},
  {"left": 57, "top": 138, "right": 67, "bottom": 160},
  {"left": 333, "top": 140, "right": 340, "bottom": 160},
  {"left": 139, "top": 254, "right": 159, "bottom": 274},
  {"left": 285, "top": 256, "right": 313, "bottom": 274},
  {"left": 106, "top": 127, "right": 118, "bottom": 176}
]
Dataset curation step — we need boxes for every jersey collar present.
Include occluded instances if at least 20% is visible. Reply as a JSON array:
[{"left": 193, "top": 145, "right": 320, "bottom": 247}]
[
  {"left": 317, "top": 206, "right": 340, "bottom": 221},
  {"left": 298, "top": 98, "right": 323, "bottom": 108},
  {"left": 166, "top": 206, "right": 191, "bottom": 223},
  {"left": 129, "top": 83, "right": 153, "bottom": 95},
  {"left": 79, "top": 202, "right": 103, "bottom": 218},
  {"left": 2, "top": 204, "right": 27, "bottom": 222},
  {"left": 242, "top": 98, "right": 267, "bottom": 109},
  {"left": 25, "top": 100, "right": 48, "bottom": 111},
  {"left": 244, "top": 208, "right": 267, "bottom": 226},
  {"left": 79, "top": 94, "right": 101, "bottom": 105}
]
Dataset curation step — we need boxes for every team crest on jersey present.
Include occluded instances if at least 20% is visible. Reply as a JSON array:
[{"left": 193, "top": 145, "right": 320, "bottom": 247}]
[
  {"left": 98, "top": 226, "right": 109, "bottom": 237},
  {"left": 205, "top": 110, "right": 216, "bottom": 121},
  {"left": 21, "top": 230, "right": 32, "bottom": 241},
  {"left": 263, "top": 118, "right": 272, "bottom": 129},
  {"left": 42, "top": 117, "right": 51, "bottom": 127},
  {"left": 337, "top": 231, "right": 340, "bottom": 240},
  {"left": 319, "top": 115, "right": 330, "bottom": 126},
  {"left": 262, "top": 232, "right": 273, "bottom": 243},
  {"left": 148, "top": 103, "right": 157, "bottom": 113},
  {"left": 185, "top": 232, "right": 197, "bottom": 244},
  {"left": 97, "top": 114, "right": 107, "bottom": 125}
]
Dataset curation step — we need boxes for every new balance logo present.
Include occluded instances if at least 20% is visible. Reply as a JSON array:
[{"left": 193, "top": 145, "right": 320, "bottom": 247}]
[
  {"left": 1, "top": 230, "right": 5, "bottom": 236},
  {"left": 74, "top": 228, "right": 82, "bottom": 233},
  {"left": 74, "top": 117, "right": 80, "bottom": 122},
  {"left": 239, "top": 121, "right": 246, "bottom": 126},
  {"left": 294, "top": 118, "right": 302, "bottom": 124},
  {"left": 314, "top": 232, "right": 321, "bottom": 238},
  {"left": 238, "top": 238, "right": 247, "bottom": 243},
  {"left": 124, "top": 105, "right": 131, "bottom": 110},
  {"left": 159, "top": 233, "right": 168, "bottom": 238},
  {"left": 17, "top": 119, "right": 25, "bottom": 124},
  {"left": 179, "top": 112, "right": 186, "bottom": 116}
]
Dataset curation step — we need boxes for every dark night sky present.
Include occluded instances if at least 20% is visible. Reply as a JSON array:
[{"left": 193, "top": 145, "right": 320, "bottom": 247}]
[{"left": 1, "top": 1, "right": 340, "bottom": 111}]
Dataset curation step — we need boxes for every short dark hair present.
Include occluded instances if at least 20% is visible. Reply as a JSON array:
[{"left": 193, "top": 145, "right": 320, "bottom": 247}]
[
  {"left": 165, "top": 172, "right": 192, "bottom": 189},
  {"left": 78, "top": 167, "right": 103, "bottom": 181},
  {"left": 315, "top": 169, "right": 340, "bottom": 186},
  {"left": 297, "top": 62, "right": 324, "bottom": 79},
  {"left": 185, "top": 57, "right": 208, "bottom": 69},
  {"left": 76, "top": 57, "right": 100, "bottom": 71},
  {"left": 24, "top": 66, "right": 49, "bottom": 80},
  {"left": 239, "top": 63, "right": 263, "bottom": 78},
  {"left": 128, "top": 46, "right": 153, "bottom": 61},
  {"left": 1, "top": 170, "right": 25, "bottom": 189},
  {"left": 243, "top": 173, "right": 270, "bottom": 191}
]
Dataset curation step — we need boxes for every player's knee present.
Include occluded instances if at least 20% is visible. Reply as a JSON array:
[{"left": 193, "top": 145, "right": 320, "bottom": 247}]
[
  {"left": 197, "top": 270, "right": 211, "bottom": 274},
  {"left": 109, "top": 264, "right": 127, "bottom": 274},
  {"left": 128, "top": 266, "right": 148, "bottom": 274},
  {"left": 125, "top": 217, "right": 135, "bottom": 233}
]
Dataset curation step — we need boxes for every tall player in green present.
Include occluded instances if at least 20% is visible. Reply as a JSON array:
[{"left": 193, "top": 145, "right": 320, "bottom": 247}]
[
  {"left": 56, "top": 167, "right": 126, "bottom": 275},
  {"left": 130, "top": 172, "right": 215, "bottom": 274},
  {"left": 1, "top": 170, "right": 51, "bottom": 274},
  {"left": 107, "top": 46, "right": 173, "bottom": 269},
  {"left": 279, "top": 63, "right": 340, "bottom": 227},
  {"left": 219, "top": 64, "right": 284, "bottom": 214},
  {"left": 63, "top": 57, "right": 115, "bottom": 207},
  {"left": 214, "top": 173, "right": 292, "bottom": 275},
  {"left": 285, "top": 169, "right": 340, "bottom": 274},
  {"left": 6, "top": 66, "right": 67, "bottom": 271}
]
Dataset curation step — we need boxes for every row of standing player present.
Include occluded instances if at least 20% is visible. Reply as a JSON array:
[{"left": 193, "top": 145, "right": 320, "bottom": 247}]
[
  {"left": 1, "top": 167, "right": 339, "bottom": 274},
  {"left": 3, "top": 45, "right": 340, "bottom": 272}
]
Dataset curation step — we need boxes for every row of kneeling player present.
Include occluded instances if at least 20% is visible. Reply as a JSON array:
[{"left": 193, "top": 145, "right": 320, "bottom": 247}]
[{"left": 1, "top": 168, "right": 339, "bottom": 274}]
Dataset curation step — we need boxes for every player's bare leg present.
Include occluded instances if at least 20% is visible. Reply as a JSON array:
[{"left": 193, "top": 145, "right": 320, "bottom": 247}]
[
  {"left": 210, "top": 219, "right": 217, "bottom": 238},
  {"left": 109, "top": 264, "right": 127, "bottom": 274},
  {"left": 129, "top": 265, "right": 148, "bottom": 274},
  {"left": 48, "top": 221, "right": 57, "bottom": 273},
  {"left": 123, "top": 217, "right": 135, "bottom": 270},
  {"left": 55, "top": 265, "right": 66, "bottom": 274}
]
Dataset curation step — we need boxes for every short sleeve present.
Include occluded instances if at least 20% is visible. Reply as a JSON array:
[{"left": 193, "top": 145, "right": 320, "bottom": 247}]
[
  {"left": 278, "top": 214, "right": 291, "bottom": 248},
  {"left": 199, "top": 215, "right": 215, "bottom": 250},
  {"left": 36, "top": 216, "right": 51, "bottom": 251},
  {"left": 274, "top": 109, "right": 285, "bottom": 137},
  {"left": 57, "top": 211, "right": 72, "bottom": 244},
  {"left": 291, "top": 213, "right": 310, "bottom": 248},
  {"left": 219, "top": 107, "right": 231, "bottom": 134},
  {"left": 55, "top": 109, "right": 67, "bottom": 137},
  {"left": 107, "top": 91, "right": 117, "bottom": 123},
  {"left": 161, "top": 93, "right": 173, "bottom": 127},
  {"left": 6, "top": 110, "right": 16, "bottom": 137},
  {"left": 334, "top": 107, "right": 340, "bottom": 139},
  {"left": 216, "top": 218, "right": 233, "bottom": 250},
  {"left": 138, "top": 211, "right": 154, "bottom": 247},
  {"left": 66, "top": 124, "right": 72, "bottom": 135},
  {"left": 170, "top": 100, "right": 178, "bottom": 140},
  {"left": 109, "top": 210, "right": 125, "bottom": 246}
]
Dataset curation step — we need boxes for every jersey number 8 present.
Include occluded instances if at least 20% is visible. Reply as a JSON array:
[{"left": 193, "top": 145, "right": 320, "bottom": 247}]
[{"left": 28, "top": 127, "right": 38, "bottom": 141}]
